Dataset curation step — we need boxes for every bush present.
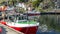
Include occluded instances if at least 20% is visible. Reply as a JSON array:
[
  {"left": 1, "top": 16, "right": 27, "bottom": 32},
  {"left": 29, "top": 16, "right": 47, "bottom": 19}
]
[
  {"left": 32, "top": 0, "right": 43, "bottom": 7},
  {"left": 19, "top": 0, "right": 26, "bottom": 2}
]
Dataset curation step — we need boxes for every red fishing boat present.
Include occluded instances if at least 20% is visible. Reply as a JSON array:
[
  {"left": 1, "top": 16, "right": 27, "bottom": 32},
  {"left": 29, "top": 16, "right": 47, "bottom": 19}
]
[{"left": 1, "top": 14, "right": 39, "bottom": 34}]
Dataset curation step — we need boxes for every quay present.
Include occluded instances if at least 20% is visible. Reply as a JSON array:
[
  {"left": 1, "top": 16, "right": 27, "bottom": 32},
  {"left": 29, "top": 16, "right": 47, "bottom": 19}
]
[{"left": 0, "top": 23, "right": 24, "bottom": 34}]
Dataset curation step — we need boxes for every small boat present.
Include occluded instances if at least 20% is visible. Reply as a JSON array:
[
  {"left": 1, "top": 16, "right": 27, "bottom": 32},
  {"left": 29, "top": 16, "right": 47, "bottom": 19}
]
[{"left": 1, "top": 14, "right": 39, "bottom": 34}]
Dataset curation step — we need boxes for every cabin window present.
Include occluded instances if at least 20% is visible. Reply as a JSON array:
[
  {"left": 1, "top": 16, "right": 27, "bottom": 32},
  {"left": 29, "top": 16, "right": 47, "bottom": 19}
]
[
  {"left": 9, "top": 16, "right": 14, "bottom": 22},
  {"left": 18, "top": 15, "right": 27, "bottom": 20}
]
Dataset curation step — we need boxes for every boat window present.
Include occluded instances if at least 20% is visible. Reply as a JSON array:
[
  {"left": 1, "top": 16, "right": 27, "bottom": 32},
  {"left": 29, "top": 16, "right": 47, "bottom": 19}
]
[
  {"left": 9, "top": 16, "right": 14, "bottom": 22},
  {"left": 7, "top": 15, "right": 27, "bottom": 22},
  {"left": 18, "top": 15, "right": 27, "bottom": 20},
  {"left": 18, "top": 17, "right": 22, "bottom": 20}
]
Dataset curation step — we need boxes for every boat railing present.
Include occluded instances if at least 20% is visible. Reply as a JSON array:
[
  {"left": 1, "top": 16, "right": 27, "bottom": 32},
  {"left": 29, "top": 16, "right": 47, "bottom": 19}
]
[{"left": 16, "top": 20, "right": 27, "bottom": 23}]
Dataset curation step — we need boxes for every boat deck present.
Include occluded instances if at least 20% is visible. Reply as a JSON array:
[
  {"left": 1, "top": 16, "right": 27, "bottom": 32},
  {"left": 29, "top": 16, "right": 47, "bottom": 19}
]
[
  {"left": 18, "top": 20, "right": 37, "bottom": 24},
  {"left": 0, "top": 23, "right": 24, "bottom": 34}
]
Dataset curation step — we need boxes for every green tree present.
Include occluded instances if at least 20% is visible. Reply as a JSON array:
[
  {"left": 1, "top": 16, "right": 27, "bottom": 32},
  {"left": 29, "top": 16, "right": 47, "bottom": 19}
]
[
  {"left": 19, "top": 0, "right": 26, "bottom": 2},
  {"left": 8, "top": 0, "right": 17, "bottom": 6},
  {"left": 48, "top": 0, "right": 55, "bottom": 8},
  {"left": 31, "top": 0, "right": 43, "bottom": 7}
]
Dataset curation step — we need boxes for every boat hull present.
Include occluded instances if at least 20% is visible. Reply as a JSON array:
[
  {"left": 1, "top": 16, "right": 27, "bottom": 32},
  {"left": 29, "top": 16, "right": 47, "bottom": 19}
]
[
  {"left": 1, "top": 21, "right": 39, "bottom": 34},
  {"left": 8, "top": 26, "right": 38, "bottom": 34}
]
